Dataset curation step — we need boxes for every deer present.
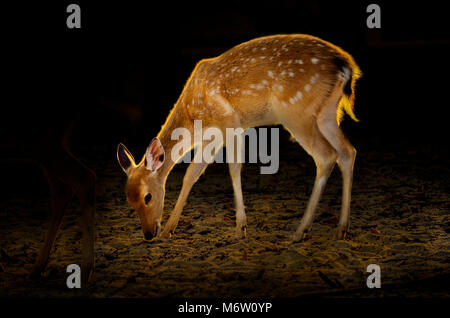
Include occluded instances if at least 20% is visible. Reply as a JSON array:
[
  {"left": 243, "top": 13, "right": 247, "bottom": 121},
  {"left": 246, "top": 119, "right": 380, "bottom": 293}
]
[
  {"left": 1, "top": 97, "right": 143, "bottom": 286},
  {"left": 117, "top": 34, "right": 361, "bottom": 242},
  {"left": 1, "top": 122, "right": 96, "bottom": 284}
]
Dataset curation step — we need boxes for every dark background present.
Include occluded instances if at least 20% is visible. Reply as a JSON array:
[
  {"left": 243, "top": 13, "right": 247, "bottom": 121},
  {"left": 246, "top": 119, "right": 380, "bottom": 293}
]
[{"left": 2, "top": 0, "right": 449, "bottom": 155}]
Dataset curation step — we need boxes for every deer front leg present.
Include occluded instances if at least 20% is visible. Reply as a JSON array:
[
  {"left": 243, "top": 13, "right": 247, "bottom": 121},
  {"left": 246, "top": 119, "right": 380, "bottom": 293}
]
[
  {"left": 228, "top": 162, "right": 247, "bottom": 238},
  {"left": 160, "top": 161, "right": 209, "bottom": 238},
  {"left": 292, "top": 157, "right": 335, "bottom": 242}
]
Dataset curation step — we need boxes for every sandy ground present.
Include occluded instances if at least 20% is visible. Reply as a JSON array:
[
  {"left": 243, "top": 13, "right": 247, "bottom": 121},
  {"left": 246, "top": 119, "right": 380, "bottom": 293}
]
[{"left": 0, "top": 134, "right": 449, "bottom": 298}]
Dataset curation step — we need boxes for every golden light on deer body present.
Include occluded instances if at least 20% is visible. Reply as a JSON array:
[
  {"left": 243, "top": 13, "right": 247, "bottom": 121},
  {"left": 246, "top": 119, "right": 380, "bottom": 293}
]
[{"left": 118, "top": 34, "right": 361, "bottom": 241}]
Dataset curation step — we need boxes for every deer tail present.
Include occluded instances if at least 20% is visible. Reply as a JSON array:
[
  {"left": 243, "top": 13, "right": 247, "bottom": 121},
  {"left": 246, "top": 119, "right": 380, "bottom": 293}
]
[{"left": 334, "top": 56, "right": 362, "bottom": 125}]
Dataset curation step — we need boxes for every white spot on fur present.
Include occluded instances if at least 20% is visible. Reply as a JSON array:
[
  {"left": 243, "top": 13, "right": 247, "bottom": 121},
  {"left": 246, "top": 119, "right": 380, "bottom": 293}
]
[
  {"left": 311, "top": 58, "right": 319, "bottom": 64},
  {"left": 281, "top": 101, "right": 288, "bottom": 107},
  {"left": 289, "top": 97, "right": 295, "bottom": 104},
  {"left": 304, "top": 84, "right": 311, "bottom": 92},
  {"left": 262, "top": 79, "right": 269, "bottom": 85},
  {"left": 220, "top": 101, "right": 233, "bottom": 115},
  {"left": 268, "top": 71, "right": 274, "bottom": 78},
  {"left": 296, "top": 91, "right": 303, "bottom": 99},
  {"left": 288, "top": 72, "right": 294, "bottom": 77}
]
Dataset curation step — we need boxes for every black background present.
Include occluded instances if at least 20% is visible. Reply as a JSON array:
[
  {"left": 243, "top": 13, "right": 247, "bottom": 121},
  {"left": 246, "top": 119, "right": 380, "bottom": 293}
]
[{"left": 2, "top": 0, "right": 449, "bottom": 155}]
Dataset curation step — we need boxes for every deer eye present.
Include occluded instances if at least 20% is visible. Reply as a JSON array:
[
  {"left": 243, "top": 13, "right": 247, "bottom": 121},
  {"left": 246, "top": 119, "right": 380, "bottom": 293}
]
[{"left": 144, "top": 193, "right": 152, "bottom": 205}]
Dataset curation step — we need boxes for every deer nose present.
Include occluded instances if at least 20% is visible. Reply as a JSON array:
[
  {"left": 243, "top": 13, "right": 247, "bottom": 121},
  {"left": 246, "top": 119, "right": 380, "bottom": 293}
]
[{"left": 144, "top": 231, "right": 154, "bottom": 240}]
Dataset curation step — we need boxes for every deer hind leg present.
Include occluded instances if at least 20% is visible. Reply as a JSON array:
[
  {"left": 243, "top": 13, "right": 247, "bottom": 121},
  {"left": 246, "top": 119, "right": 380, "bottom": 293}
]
[
  {"left": 46, "top": 148, "right": 96, "bottom": 282},
  {"left": 227, "top": 130, "right": 247, "bottom": 238},
  {"left": 286, "top": 121, "right": 337, "bottom": 242},
  {"left": 317, "top": 101, "right": 356, "bottom": 240},
  {"left": 78, "top": 173, "right": 95, "bottom": 284},
  {"left": 229, "top": 162, "right": 247, "bottom": 238},
  {"left": 69, "top": 156, "right": 96, "bottom": 283},
  {"left": 30, "top": 169, "right": 73, "bottom": 278}
]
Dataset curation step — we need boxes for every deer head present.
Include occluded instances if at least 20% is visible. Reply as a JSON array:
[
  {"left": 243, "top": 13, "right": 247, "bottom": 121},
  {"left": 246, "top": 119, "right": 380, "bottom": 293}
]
[{"left": 117, "top": 138, "right": 165, "bottom": 240}]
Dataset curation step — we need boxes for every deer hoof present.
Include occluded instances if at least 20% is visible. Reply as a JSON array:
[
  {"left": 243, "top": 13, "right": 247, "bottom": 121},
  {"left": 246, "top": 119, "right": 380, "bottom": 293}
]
[
  {"left": 235, "top": 225, "right": 247, "bottom": 239},
  {"left": 160, "top": 229, "right": 173, "bottom": 239},
  {"left": 292, "top": 228, "right": 311, "bottom": 243},
  {"left": 335, "top": 226, "right": 348, "bottom": 240},
  {"left": 81, "top": 265, "right": 94, "bottom": 284},
  {"left": 292, "top": 227, "right": 311, "bottom": 243}
]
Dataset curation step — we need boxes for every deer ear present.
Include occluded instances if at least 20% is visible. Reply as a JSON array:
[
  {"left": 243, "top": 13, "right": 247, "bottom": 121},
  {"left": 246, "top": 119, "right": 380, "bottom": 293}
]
[
  {"left": 145, "top": 137, "right": 165, "bottom": 172},
  {"left": 117, "top": 143, "right": 135, "bottom": 175}
]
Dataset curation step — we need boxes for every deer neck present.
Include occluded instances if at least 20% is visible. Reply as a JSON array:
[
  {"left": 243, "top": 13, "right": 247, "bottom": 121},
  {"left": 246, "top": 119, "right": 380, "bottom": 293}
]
[{"left": 156, "top": 103, "right": 194, "bottom": 181}]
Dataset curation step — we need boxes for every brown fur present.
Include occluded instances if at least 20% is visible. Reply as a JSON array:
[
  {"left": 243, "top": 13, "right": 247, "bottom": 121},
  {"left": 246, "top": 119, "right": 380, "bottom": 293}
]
[{"left": 118, "top": 34, "right": 361, "bottom": 241}]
